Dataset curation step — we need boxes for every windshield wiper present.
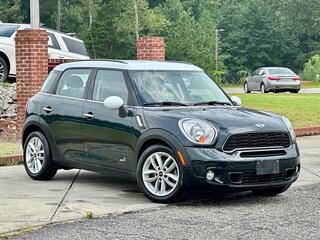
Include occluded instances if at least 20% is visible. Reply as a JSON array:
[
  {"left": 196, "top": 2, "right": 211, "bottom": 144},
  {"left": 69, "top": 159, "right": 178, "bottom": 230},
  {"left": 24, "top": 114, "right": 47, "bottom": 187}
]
[
  {"left": 193, "top": 101, "right": 231, "bottom": 106},
  {"left": 143, "top": 101, "right": 189, "bottom": 107}
]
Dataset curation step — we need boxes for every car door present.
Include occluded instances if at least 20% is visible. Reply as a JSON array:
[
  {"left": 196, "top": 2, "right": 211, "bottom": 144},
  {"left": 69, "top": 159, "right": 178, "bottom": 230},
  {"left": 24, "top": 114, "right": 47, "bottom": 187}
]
[
  {"left": 81, "top": 69, "right": 135, "bottom": 170},
  {"left": 248, "top": 69, "right": 258, "bottom": 90},
  {"left": 40, "top": 68, "right": 92, "bottom": 162}
]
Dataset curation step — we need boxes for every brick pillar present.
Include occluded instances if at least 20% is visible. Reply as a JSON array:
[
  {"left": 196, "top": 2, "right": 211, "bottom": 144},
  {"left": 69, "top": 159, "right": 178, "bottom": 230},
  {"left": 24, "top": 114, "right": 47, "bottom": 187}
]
[
  {"left": 136, "top": 37, "right": 165, "bottom": 60},
  {"left": 15, "top": 29, "right": 48, "bottom": 136}
]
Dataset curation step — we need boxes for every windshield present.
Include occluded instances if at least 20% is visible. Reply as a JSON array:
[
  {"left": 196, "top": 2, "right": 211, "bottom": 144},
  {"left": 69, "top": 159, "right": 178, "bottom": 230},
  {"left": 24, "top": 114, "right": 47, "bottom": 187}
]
[
  {"left": 0, "top": 24, "right": 19, "bottom": 37},
  {"left": 268, "top": 68, "right": 295, "bottom": 75},
  {"left": 130, "top": 70, "right": 231, "bottom": 106}
]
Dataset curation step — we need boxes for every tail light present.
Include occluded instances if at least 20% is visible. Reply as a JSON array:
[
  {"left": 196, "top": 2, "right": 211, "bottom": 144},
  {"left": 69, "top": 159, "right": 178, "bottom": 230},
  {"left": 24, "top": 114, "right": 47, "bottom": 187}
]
[
  {"left": 268, "top": 76, "right": 281, "bottom": 81},
  {"left": 292, "top": 76, "right": 300, "bottom": 81}
]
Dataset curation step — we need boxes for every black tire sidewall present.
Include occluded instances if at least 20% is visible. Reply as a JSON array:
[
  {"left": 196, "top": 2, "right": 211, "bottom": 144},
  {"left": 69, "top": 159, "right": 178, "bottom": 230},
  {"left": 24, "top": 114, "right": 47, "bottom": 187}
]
[
  {"left": 0, "top": 57, "right": 8, "bottom": 82},
  {"left": 24, "top": 131, "right": 57, "bottom": 180},
  {"left": 136, "top": 144, "right": 184, "bottom": 203},
  {"left": 261, "top": 83, "right": 266, "bottom": 93}
]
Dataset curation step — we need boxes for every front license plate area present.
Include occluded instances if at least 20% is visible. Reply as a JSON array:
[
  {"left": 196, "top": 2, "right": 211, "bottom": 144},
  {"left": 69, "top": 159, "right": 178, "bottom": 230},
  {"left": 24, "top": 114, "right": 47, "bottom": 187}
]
[{"left": 256, "top": 160, "right": 280, "bottom": 175}]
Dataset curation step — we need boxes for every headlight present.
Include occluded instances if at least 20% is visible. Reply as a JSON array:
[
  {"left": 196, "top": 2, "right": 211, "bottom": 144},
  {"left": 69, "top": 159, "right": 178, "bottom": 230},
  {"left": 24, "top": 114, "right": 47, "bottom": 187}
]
[
  {"left": 282, "top": 116, "right": 296, "bottom": 141},
  {"left": 179, "top": 118, "right": 217, "bottom": 145}
]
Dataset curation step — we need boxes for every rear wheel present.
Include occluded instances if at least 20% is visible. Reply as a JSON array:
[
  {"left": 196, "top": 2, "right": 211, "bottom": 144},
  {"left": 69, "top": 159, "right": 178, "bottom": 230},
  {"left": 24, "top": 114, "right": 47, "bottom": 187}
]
[
  {"left": 137, "top": 144, "right": 184, "bottom": 203},
  {"left": 260, "top": 83, "right": 267, "bottom": 94},
  {"left": 252, "top": 185, "right": 290, "bottom": 196},
  {"left": 0, "top": 56, "right": 9, "bottom": 83},
  {"left": 244, "top": 82, "right": 251, "bottom": 93},
  {"left": 290, "top": 89, "right": 299, "bottom": 94},
  {"left": 24, "top": 131, "right": 57, "bottom": 180}
]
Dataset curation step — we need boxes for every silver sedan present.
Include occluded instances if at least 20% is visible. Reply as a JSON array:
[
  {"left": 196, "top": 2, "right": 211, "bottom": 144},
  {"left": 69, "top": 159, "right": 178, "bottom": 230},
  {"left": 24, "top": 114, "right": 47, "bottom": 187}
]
[{"left": 244, "top": 67, "right": 301, "bottom": 93}]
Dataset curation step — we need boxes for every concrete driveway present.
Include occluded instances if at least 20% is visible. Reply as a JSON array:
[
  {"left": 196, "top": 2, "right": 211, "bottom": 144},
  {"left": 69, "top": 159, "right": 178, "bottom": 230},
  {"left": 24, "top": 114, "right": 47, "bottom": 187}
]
[
  {"left": 1, "top": 136, "right": 319, "bottom": 235},
  {"left": 224, "top": 87, "right": 320, "bottom": 94}
]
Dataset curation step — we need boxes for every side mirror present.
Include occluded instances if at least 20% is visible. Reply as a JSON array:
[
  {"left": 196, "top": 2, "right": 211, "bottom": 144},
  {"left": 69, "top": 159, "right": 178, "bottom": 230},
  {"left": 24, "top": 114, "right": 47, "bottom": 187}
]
[
  {"left": 230, "top": 96, "right": 241, "bottom": 106},
  {"left": 104, "top": 96, "right": 128, "bottom": 118}
]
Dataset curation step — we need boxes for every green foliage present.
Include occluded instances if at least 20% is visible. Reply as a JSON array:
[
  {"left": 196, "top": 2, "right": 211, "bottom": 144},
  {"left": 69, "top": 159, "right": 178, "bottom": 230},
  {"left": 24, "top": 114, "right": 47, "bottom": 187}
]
[
  {"left": 302, "top": 55, "right": 320, "bottom": 82},
  {"left": 1, "top": 0, "right": 320, "bottom": 83}
]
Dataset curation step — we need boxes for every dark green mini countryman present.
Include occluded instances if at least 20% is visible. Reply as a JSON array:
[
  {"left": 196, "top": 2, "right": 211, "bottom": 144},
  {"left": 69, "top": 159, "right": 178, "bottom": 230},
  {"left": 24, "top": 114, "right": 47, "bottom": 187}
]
[{"left": 23, "top": 60, "right": 300, "bottom": 203}]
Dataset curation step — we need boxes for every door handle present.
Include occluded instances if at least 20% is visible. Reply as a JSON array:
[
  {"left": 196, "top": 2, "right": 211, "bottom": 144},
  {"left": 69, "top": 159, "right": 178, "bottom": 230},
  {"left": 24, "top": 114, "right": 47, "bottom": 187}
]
[
  {"left": 83, "top": 112, "right": 94, "bottom": 119},
  {"left": 42, "top": 106, "right": 52, "bottom": 113}
]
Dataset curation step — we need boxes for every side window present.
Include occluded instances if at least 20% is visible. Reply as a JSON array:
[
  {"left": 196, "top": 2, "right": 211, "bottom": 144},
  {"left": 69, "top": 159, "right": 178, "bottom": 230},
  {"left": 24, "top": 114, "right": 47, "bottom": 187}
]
[
  {"left": 56, "top": 69, "right": 91, "bottom": 98},
  {"left": 41, "top": 70, "right": 60, "bottom": 93},
  {"left": 62, "top": 37, "right": 88, "bottom": 56},
  {"left": 93, "top": 70, "right": 129, "bottom": 104},
  {"left": 48, "top": 33, "right": 61, "bottom": 50}
]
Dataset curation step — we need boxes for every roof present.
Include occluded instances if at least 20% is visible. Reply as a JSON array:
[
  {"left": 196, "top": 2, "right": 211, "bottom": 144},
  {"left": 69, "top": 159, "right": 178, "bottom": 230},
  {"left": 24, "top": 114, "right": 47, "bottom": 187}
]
[{"left": 53, "top": 60, "right": 203, "bottom": 71}]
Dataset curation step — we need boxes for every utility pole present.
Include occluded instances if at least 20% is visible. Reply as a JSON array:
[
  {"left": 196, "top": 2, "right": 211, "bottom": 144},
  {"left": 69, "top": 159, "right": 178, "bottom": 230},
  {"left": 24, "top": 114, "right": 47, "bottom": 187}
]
[
  {"left": 56, "top": 0, "right": 61, "bottom": 31},
  {"left": 215, "top": 28, "right": 225, "bottom": 72},
  {"left": 30, "top": 0, "right": 40, "bottom": 29},
  {"left": 215, "top": 28, "right": 218, "bottom": 72},
  {"left": 133, "top": 0, "right": 139, "bottom": 39}
]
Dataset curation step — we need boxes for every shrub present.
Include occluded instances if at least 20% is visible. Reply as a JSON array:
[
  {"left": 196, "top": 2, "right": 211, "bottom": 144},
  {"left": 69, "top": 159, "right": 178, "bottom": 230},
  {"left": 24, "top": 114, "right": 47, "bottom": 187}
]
[{"left": 302, "top": 55, "right": 320, "bottom": 82}]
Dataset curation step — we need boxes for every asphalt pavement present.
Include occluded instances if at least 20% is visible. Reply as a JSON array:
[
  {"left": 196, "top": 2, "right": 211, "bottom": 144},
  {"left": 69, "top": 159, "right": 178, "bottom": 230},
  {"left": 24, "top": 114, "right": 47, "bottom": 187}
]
[
  {"left": 9, "top": 184, "right": 320, "bottom": 240},
  {"left": 1, "top": 136, "right": 319, "bottom": 239},
  {"left": 224, "top": 87, "right": 320, "bottom": 94}
]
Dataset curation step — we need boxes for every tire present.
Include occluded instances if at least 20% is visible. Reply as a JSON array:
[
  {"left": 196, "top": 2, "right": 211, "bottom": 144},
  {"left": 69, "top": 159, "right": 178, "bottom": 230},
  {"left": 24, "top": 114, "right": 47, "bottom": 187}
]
[
  {"left": 291, "top": 89, "right": 299, "bottom": 94},
  {"left": 252, "top": 185, "right": 291, "bottom": 196},
  {"left": 244, "top": 82, "right": 251, "bottom": 93},
  {"left": 0, "top": 56, "right": 9, "bottom": 83},
  {"left": 260, "top": 83, "right": 267, "bottom": 94},
  {"left": 136, "top": 144, "right": 185, "bottom": 203},
  {"left": 24, "top": 131, "right": 58, "bottom": 180}
]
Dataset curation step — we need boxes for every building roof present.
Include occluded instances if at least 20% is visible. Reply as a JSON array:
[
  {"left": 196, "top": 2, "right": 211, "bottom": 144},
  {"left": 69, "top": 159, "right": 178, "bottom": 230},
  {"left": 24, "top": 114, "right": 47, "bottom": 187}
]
[{"left": 53, "top": 60, "right": 203, "bottom": 71}]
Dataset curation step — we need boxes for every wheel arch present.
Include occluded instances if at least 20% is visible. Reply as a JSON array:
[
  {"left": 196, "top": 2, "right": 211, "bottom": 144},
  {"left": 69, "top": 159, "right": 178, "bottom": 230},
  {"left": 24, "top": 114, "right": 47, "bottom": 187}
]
[
  {"left": 132, "top": 129, "right": 190, "bottom": 172},
  {"left": 23, "top": 118, "right": 59, "bottom": 163},
  {"left": 0, "top": 51, "right": 10, "bottom": 73}
]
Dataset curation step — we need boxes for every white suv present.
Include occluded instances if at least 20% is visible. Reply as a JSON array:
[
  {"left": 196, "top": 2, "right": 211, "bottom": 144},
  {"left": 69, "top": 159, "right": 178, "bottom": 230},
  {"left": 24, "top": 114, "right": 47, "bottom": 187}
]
[{"left": 0, "top": 23, "right": 90, "bottom": 82}]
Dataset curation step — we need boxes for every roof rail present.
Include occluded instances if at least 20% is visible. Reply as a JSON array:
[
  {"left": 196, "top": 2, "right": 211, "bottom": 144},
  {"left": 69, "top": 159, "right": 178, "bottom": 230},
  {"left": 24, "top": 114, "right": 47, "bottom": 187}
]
[
  {"left": 83, "top": 59, "right": 128, "bottom": 64},
  {"left": 165, "top": 60, "right": 194, "bottom": 65}
]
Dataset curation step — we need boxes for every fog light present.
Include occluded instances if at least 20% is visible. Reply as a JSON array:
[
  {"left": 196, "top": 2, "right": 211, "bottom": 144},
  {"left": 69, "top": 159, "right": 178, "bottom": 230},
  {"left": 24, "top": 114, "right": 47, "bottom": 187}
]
[{"left": 206, "top": 170, "right": 215, "bottom": 181}]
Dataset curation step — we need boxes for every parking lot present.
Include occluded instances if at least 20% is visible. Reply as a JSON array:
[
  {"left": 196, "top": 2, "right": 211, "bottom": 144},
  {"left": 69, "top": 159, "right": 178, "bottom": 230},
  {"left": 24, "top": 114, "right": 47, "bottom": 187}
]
[{"left": 0, "top": 136, "right": 319, "bottom": 238}]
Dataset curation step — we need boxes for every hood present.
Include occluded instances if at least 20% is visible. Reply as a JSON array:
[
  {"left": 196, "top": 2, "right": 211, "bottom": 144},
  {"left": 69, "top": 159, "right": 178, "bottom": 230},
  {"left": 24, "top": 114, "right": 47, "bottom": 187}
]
[{"left": 143, "top": 106, "right": 287, "bottom": 134}]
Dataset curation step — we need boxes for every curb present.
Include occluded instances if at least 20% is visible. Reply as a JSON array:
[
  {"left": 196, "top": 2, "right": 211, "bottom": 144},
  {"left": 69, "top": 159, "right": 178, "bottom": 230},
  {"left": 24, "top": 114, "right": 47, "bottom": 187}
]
[
  {"left": 295, "top": 126, "right": 320, "bottom": 137},
  {"left": 0, "top": 155, "right": 23, "bottom": 166}
]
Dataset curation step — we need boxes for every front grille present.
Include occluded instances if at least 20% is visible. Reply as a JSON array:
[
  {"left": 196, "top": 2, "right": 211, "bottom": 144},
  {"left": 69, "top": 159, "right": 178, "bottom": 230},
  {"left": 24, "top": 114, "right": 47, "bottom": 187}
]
[
  {"left": 223, "top": 132, "right": 291, "bottom": 152},
  {"left": 242, "top": 170, "right": 286, "bottom": 184}
]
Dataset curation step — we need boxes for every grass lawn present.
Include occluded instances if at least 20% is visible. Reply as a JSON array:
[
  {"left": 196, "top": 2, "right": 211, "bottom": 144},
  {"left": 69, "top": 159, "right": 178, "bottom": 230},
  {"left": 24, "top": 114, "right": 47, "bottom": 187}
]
[
  {"left": 234, "top": 93, "right": 320, "bottom": 127},
  {"left": 0, "top": 142, "right": 22, "bottom": 157},
  {"left": 301, "top": 81, "right": 320, "bottom": 88}
]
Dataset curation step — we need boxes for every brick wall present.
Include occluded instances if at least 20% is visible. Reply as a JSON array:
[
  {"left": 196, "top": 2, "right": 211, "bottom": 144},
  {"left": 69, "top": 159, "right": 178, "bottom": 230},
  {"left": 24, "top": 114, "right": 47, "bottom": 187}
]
[
  {"left": 136, "top": 37, "right": 165, "bottom": 60},
  {"left": 15, "top": 29, "right": 48, "bottom": 136}
]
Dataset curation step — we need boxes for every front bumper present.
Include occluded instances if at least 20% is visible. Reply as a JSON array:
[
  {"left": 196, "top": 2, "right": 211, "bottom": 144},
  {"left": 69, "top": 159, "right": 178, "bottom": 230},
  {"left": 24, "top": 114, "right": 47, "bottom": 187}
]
[{"left": 182, "top": 145, "right": 300, "bottom": 191}]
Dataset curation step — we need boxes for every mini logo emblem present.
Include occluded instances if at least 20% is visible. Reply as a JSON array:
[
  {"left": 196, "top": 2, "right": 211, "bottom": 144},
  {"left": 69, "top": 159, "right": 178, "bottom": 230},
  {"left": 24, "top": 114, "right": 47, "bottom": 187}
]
[
  {"left": 255, "top": 123, "right": 265, "bottom": 128},
  {"left": 119, "top": 157, "right": 127, "bottom": 163}
]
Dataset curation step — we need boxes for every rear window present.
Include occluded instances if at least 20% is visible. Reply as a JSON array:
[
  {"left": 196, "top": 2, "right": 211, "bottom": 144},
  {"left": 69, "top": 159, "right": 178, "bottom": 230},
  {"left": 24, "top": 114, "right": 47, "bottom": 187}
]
[
  {"left": 41, "top": 71, "right": 60, "bottom": 93},
  {"left": 0, "top": 24, "right": 19, "bottom": 37},
  {"left": 268, "top": 68, "right": 295, "bottom": 75},
  {"left": 62, "top": 37, "right": 88, "bottom": 56}
]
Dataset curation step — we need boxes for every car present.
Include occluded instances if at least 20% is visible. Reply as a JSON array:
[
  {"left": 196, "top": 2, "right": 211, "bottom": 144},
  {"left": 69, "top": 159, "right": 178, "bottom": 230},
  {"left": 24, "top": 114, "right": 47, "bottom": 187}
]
[
  {"left": 0, "top": 23, "right": 90, "bottom": 82},
  {"left": 244, "top": 67, "right": 301, "bottom": 94},
  {"left": 22, "top": 60, "right": 300, "bottom": 203}
]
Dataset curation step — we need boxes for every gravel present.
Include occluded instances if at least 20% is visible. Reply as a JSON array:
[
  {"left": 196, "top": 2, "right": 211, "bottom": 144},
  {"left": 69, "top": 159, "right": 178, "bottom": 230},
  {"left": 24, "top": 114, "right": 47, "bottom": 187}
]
[{"left": 10, "top": 184, "right": 320, "bottom": 240}]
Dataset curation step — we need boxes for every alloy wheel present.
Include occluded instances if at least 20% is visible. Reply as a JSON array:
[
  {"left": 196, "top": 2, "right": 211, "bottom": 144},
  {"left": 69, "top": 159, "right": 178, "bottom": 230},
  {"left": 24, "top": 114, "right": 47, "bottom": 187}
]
[
  {"left": 26, "top": 136, "right": 45, "bottom": 174},
  {"left": 0, "top": 62, "right": 4, "bottom": 81},
  {"left": 142, "top": 152, "right": 179, "bottom": 197}
]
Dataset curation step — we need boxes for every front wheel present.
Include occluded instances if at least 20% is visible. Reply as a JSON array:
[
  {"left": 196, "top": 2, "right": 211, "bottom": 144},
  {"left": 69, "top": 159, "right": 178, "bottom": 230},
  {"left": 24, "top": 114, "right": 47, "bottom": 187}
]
[
  {"left": 24, "top": 131, "right": 57, "bottom": 180},
  {"left": 137, "top": 145, "right": 184, "bottom": 203},
  {"left": 244, "top": 82, "right": 251, "bottom": 93},
  {"left": 0, "top": 56, "right": 9, "bottom": 83},
  {"left": 252, "top": 185, "right": 291, "bottom": 196}
]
